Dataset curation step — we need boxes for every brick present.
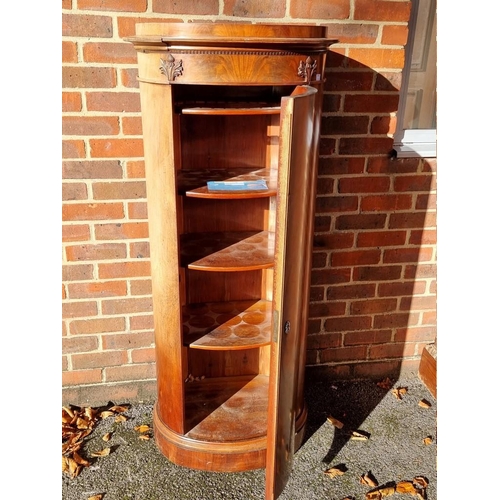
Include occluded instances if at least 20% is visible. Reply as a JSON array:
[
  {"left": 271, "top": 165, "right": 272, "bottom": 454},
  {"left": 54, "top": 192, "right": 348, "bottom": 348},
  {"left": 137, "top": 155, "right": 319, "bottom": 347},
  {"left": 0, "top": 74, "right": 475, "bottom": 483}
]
[
  {"left": 122, "top": 116, "right": 143, "bottom": 135},
  {"left": 130, "top": 314, "right": 154, "bottom": 331},
  {"left": 63, "top": 224, "right": 91, "bottom": 242},
  {"left": 316, "top": 196, "right": 358, "bottom": 214},
  {"left": 348, "top": 48, "right": 405, "bottom": 69},
  {"left": 309, "top": 286, "right": 325, "bottom": 302},
  {"left": 130, "top": 241, "right": 150, "bottom": 259},
  {"left": 290, "top": 0, "right": 349, "bottom": 19},
  {"left": 381, "top": 24, "right": 409, "bottom": 45},
  {"left": 353, "top": 265, "right": 402, "bottom": 282},
  {"left": 422, "top": 159, "right": 437, "bottom": 173},
  {"left": 125, "top": 161, "right": 145, "bottom": 178},
  {"left": 324, "top": 316, "right": 372, "bottom": 332},
  {"left": 105, "top": 363, "right": 156, "bottom": 382},
  {"left": 72, "top": 350, "right": 128, "bottom": 370},
  {"left": 63, "top": 182, "right": 88, "bottom": 201},
  {"left": 309, "top": 302, "right": 346, "bottom": 318},
  {"left": 86, "top": 92, "right": 141, "bottom": 112},
  {"left": 367, "top": 156, "right": 420, "bottom": 174},
  {"left": 378, "top": 281, "right": 426, "bottom": 297},
  {"left": 83, "top": 42, "right": 137, "bottom": 64},
  {"left": 130, "top": 279, "right": 152, "bottom": 296},
  {"left": 62, "top": 301, "right": 98, "bottom": 318},
  {"left": 314, "top": 215, "right": 332, "bottom": 232},
  {"left": 128, "top": 201, "right": 148, "bottom": 219},
  {"left": 325, "top": 23, "right": 379, "bottom": 44},
  {"left": 117, "top": 16, "right": 180, "bottom": 38},
  {"left": 62, "top": 0, "right": 71, "bottom": 8},
  {"left": 320, "top": 346, "right": 367, "bottom": 363},
  {"left": 326, "top": 283, "right": 376, "bottom": 300},
  {"left": 404, "top": 264, "right": 436, "bottom": 280},
  {"left": 369, "top": 342, "right": 416, "bottom": 360},
  {"left": 318, "top": 157, "right": 365, "bottom": 176},
  {"left": 375, "top": 72, "right": 402, "bottom": 91},
  {"left": 311, "top": 268, "right": 351, "bottom": 285},
  {"left": 63, "top": 203, "right": 124, "bottom": 221},
  {"left": 63, "top": 116, "right": 119, "bottom": 136},
  {"left": 394, "top": 174, "right": 435, "bottom": 192},
  {"left": 354, "top": 0, "right": 411, "bottom": 22},
  {"left": 400, "top": 295, "right": 436, "bottom": 311},
  {"left": 344, "top": 94, "right": 400, "bottom": 113},
  {"left": 62, "top": 41, "right": 78, "bottom": 63},
  {"left": 336, "top": 213, "right": 386, "bottom": 230},
  {"left": 311, "top": 252, "right": 327, "bottom": 269},
  {"left": 92, "top": 181, "right": 146, "bottom": 200},
  {"left": 95, "top": 222, "right": 149, "bottom": 240},
  {"left": 331, "top": 249, "right": 381, "bottom": 267},
  {"left": 63, "top": 92, "right": 82, "bottom": 112},
  {"left": 344, "top": 329, "right": 392, "bottom": 346},
  {"left": 307, "top": 319, "right": 321, "bottom": 336},
  {"left": 409, "top": 229, "right": 437, "bottom": 245},
  {"left": 360, "top": 194, "right": 413, "bottom": 212},
  {"left": 70, "top": 317, "right": 126, "bottom": 335},
  {"left": 62, "top": 13, "right": 113, "bottom": 37},
  {"left": 102, "top": 297, "right": 153, "bottom": 315},
  {"left": 319, "top": 138, "right": 336, "bottom": 156},
  {"left": 416, "top": 193, "right": 436, "bottom": 210},
  {"left": 325, "top": 49, "right": 347, "bottom": 69},
  {"left": 357, "top": 230, "right": 407, "bottom": 247},
  {"left": 395, "top": 326, "right": 436, "bottom": 343},
  {"left": 62, "top": 369, "right": 102, "bottom": 386},
  {"left": 102, "top": 331, "right": 154, "bottom": 350},
  {"left": 373, "top": 312, "right": 419, "bottom": 329},
  {"left": 77, "top": 0, "right": 147, "bottom": 12},
  {"left": 68, "top": 280, "right": 127, "bottom": 299},
  {"left": 339, "top": 137, "right": 394, "bottom": 155},
  {"left": 307, "top": 332, "right": 342, "bottom": 350},
  {"left": 323, "top": 71, "right": 373, "bottom": 92},
  {"left": 90, "top": 138, "right": 144, "bottom": 158},
  {"left": 63, "top": 140, "right": 86, "bottom": 159},
  {"left": 389, "top": 211, "right": 436, "bottom": 229},
  {"left": 338, "top": 176, "right": 390, "bottom": 193},
  {"left": 322, "top": 115, "right": 369, "bottom": 135},
  {"left": 224, "top": 0, "right": 286, "bottom": 17},
  {"left": 153, "top": 0, "right": 218, "bottom": 14},
  {"left": 350, "top": 298, "right": 397, "bottom": 315},
  {"left": 314, "top": 232, "right": 355, "bottom": 250},
  {"left": 63, "top": 336, "right": 99, "bottom": 354},
  {"left": 131, "top": 348, "right": 156, "bottom": 363},
  {"left": 422, "top": 311, "right": 437, "bottom": 325},
  {"left": 62, "top": 66, "right": 116, "bottom": 88},
  {"left": 63, "top": 160, "right": 123, "bottom": 179},
  {"left": 98, "top": 261, "right": 151, "bottom": 279},
  {"left": 321, "top": 94, "right": 341, "bottom": 113},
  {"left": 371, "top": 115, "right": 397, "bottom": 135},
  {"left": 383, "top": 247, "right": 433, "bottom": 264},
  {"left": 315, "top": 177, "right": 334, "bottom": 195},
  {"left": 353, "top": 360, "right": 400, "bottom": 379},
  {"left": 120, "top": 68, "right": 139, "bottom": 88},
  {"left": 63, "top": 264, "right": 94, "bottom": 282}
]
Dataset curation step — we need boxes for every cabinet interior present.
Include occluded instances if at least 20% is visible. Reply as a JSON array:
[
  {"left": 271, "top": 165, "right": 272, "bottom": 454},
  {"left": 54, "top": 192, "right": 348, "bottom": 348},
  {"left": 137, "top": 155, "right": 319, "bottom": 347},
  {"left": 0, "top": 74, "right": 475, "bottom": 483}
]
[{"left": 170, "top": 84, "right": 296, "bottom": 437}]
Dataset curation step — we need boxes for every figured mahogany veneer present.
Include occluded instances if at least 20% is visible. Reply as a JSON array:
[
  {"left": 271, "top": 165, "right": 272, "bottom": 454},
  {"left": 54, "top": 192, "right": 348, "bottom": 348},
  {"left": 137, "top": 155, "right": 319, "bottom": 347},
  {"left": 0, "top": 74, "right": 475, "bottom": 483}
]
[{"left": 126, "top": 22, "right": 334, "bottom": 500}]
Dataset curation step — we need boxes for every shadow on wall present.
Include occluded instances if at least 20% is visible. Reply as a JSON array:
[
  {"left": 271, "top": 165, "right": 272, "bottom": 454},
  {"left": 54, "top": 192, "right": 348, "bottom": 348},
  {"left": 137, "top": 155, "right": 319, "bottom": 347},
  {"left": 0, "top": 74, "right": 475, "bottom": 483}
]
[{"left": 302, "top": 51, "right": 436, "bottom": 462}]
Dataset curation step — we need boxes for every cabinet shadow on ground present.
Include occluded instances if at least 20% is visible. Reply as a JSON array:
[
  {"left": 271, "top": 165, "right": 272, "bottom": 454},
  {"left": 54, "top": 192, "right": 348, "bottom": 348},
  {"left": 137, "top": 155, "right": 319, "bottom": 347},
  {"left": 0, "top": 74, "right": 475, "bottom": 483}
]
[{"left": 300, "top": 52, "right": 435, "bottom": 463}]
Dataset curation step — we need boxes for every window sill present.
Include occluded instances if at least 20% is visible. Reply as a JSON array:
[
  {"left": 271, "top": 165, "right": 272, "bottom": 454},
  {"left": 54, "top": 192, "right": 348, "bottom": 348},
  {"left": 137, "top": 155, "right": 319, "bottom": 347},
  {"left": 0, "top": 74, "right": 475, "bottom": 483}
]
[{"left": 393, "top": 129, "right": 436, "bottom": 158}]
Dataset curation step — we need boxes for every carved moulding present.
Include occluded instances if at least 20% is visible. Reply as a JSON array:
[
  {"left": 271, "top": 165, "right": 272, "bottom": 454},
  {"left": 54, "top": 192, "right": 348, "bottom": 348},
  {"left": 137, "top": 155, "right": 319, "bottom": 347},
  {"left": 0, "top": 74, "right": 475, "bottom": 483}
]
[
  {"left": 159, "top": 53, "right": 183, "bottom": 81},
  {"left": 297, "top": 56, "right": 317, "bottom": 84}
]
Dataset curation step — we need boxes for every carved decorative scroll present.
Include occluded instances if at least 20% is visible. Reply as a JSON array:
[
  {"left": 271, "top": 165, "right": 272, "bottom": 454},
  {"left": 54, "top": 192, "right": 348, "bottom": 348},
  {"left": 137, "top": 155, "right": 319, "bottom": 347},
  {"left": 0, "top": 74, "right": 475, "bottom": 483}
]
[
  {"left": 297, "top": 56, "right": 317, "bottom": 84},
  {"left": 160, "top": 53, "right": 183, "bottom": 81}
]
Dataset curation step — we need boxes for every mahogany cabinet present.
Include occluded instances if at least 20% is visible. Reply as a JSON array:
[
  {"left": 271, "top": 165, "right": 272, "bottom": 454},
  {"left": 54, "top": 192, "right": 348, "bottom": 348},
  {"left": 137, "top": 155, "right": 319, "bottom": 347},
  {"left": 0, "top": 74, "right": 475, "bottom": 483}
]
[{"left": 126, "top": 23, "right": 333, "bottom": 499}]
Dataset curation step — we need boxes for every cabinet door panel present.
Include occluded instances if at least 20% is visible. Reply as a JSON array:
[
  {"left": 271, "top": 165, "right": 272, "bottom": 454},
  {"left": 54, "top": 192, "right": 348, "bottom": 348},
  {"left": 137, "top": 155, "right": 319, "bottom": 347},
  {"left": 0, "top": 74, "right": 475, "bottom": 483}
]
[{"left": 266, "top": 85, "right": 317, "bottom": 499}]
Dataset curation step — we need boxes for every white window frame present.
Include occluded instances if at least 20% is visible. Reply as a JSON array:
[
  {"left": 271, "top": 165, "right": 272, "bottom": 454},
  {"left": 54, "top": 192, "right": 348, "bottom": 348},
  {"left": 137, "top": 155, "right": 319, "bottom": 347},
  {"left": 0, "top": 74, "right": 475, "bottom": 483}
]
[{"left": 393, "top": 0, "right": 437, "bottom": 158}]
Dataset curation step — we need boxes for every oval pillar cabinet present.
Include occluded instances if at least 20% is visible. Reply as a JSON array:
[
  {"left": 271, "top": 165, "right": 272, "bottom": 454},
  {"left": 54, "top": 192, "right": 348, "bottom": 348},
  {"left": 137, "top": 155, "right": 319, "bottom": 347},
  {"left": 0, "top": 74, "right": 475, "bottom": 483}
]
[{"left": 126, "top": 23, "right": 334, "bottom": 499}]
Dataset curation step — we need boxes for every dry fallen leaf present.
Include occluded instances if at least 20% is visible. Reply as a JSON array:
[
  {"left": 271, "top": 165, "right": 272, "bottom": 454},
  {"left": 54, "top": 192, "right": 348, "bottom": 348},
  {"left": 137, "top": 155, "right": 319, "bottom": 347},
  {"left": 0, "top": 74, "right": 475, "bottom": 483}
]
[
  {"left": 396, "top": 481, "right": 419, "bottom": 494},
  {"left": 73, "top": 450, "right": 90, "bottom": 467},
  {"left": 327, "top": 415, "right": 344, "bottom": 429},
  {"left": 115, "top": 414, "right": 128, "bottom": 423},
  {"left": 366, "top": 484, "right": 396, "bottom": 499},
  {"left": 391, "top": 387, "right": 408, "bottom": 400},
  {"left": 91, "top": 448, "right": 111, "bottom": 458},
  {"left": 413, "top": 476, "right": 429, "bottom": 488},
  {"left": 99, "top": 411, "right": 115, "bottom": 419},
  {"left": 102, "top": 432, "right": 112, "bottom": 442},
  {"left": 324, "top": 465, "right": 346, "bottom": 478},
  {"left": 360, "top": 471, "right": 379, "bottom": 487},
  {"left": 109, "top": 405, "right": 129, "bottom": 413},
  {"left": 422, "top": 436, "right": 433, "bottom": 445},
  {"left": 87, "top": 495, "right": 104, "bottom": 500},
  {"left": 376, "top": 377, "right": 393, "bottom": 390},
  {"left": 62, "top": 456, "right": 69, "bottom": 473},
  {"left": 134, "top": 425, "right": 151, "bottom": 433},
  {"left": 350, "top": 430, "right": 370, "bottom": 441},
  {"left": 138, "top": 434, "right": 151, "bottom": 441},
  {"left": 418, "top": 399, "right": 431, "bottom": 408}
]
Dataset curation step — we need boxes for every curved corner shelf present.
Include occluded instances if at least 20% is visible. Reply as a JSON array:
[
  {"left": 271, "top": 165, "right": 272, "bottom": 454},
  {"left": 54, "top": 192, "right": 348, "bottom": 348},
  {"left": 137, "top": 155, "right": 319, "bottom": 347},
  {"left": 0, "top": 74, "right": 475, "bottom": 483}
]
[
  {"left": 183, "top": 300, "right": 272, "bottom": 350},
  {"left": 181, "top": 230, "right": 275, "bottom": 271},
  {"left": 180, "top": 103, "right": 281, "bottom": 115}
]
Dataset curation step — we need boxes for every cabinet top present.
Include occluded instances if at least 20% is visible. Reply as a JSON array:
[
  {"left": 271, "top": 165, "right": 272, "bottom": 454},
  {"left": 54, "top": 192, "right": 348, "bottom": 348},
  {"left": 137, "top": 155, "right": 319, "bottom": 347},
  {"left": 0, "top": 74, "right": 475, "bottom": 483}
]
[{"left": 125, "top": 23, "right": 336, "bottom": 51}]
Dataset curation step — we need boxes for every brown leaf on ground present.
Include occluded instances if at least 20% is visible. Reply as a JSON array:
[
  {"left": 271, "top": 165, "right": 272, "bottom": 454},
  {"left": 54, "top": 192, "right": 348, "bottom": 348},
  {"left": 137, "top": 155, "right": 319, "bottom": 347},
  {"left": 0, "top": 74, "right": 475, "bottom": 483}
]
[
  {"left": 350, "top": 430, "right": 370, "bottom": 440},
  {"left": 366, "top": 484, "right": 396, "bottom": 499},
  {"left": 324, "top": 465, "right": 347, "bottom": 478},
  {"left": 114, "top": 414, "right": 128, "bottom": 423},
  {"left": 418, "top": 399, "right": 431, "bottom": 408},
  {"left": 99, "top": 411, "right": 115, "bottom": 419},
  {"left": 87, "top": 495, "right": 104, "bottom": 500},
  {"left": 413, "top": 476, "right": 429, "bottom": 488},
  {"left": 73, "top": 450, "right": 91, "bottom": 467},
  {"left": 109, "top": 405, "right": 129, "bottom": 413},
  {"left": 138, "top": 434, "right": 151, "bottom": 440},
  {"left": 90, "top": 448, "right": 111, "bottom": 458},
  {"left": 134, "top": 424, "right": 151, "bottom": 433},
  {"left": 67, "top": 457, "right": 81, "bottom": 478},
  {"left": 376, "top": 377, "right": 393, "bottom": 390},
  {"left": 62, "top": 456, "right": 69, "bottom": 473},
  {"left": 360, "top": 471, "right": 379, "bottom": 487},
  {"left": 391, "top": 387, "right": 408, "bottom": 400},
  {"left": 102, "top": 432, "right": 112, "bottom": 442},
  {"left": 327, "top": 415, "right": 344, "bottom": 429},
  {"left": 396, "top": 481, "right": 419, "bottom": 494},
  {"left": 422, "top": 436, "right": 433, "bottom": 445}
]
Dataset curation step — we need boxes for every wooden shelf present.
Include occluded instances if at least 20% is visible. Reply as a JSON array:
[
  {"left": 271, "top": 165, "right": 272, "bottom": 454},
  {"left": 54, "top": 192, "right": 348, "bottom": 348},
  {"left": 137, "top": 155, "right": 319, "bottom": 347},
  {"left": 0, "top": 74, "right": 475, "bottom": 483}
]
[
  {"left": 180, "top": 102, "right": 281, "bottom": 115},
  {"left": 181, "top": 230, "right": 275, "bottom": 271},
  {"left": 185, "top": 374, "right": 269, "bottom": 442},
  {"left": 183, "top": 300, "right": 272, "bottom": 349},
  {"left": 178, "top": 168, "right": 278, "bottom": 199}
]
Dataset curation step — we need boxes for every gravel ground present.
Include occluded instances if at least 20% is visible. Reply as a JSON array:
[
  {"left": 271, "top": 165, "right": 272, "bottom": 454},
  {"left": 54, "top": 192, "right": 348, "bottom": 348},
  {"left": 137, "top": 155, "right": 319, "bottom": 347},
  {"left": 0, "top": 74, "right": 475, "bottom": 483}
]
[{"left": 62, "top": 373, "right": 437, "bottom": 500}]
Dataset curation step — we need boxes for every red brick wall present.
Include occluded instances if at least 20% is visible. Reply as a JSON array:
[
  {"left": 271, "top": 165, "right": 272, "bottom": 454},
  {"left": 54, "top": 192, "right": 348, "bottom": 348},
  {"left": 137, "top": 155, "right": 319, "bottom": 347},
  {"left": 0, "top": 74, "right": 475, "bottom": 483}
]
[{"left": 62, "top": 0, "right": 437, "bottom": 405}]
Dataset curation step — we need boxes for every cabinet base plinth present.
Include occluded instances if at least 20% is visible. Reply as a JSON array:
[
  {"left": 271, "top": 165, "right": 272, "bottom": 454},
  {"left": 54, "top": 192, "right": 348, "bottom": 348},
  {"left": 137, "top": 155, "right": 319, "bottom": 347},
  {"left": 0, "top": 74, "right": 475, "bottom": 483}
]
[{"left": 153, "top": 403, "right": 308, "bottom": 472}]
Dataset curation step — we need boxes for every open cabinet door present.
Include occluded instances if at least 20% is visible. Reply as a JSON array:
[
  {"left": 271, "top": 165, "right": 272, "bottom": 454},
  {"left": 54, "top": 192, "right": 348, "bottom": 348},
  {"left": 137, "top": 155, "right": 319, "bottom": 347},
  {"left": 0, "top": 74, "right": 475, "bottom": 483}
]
[{"left": 265, "top": 85, "right": 318, "bottom": 500}]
